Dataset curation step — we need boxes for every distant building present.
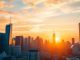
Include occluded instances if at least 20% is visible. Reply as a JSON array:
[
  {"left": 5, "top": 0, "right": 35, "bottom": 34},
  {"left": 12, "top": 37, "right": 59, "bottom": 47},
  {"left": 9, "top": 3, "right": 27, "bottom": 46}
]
[
  {"left": 0, "top": 33, "right": 5, "bottom": 53},
  {"left": 53, "top": 33, "right": 56, "bottom": 44},
  {"left": 15, "top": 36, "right": 23, "bottom": 46},
  {"left": 23, "top": 37, "right": 31, "bottom": 52},
  {"left": 72, "top": 38, "right": 75, "bottom": 45},
  {"left": 27, "top": 36, "right": 32, "bottom": 50},
  {"left": 52, "top": 33, "right": 56, "bottom": 57},
  {"left": 71, "top": 43, "right": 80, "bottom": 56},
  {"left": 9, "top": 45, "right": 21, "bottom": 56},
  {"left": 33, "top": 36, "right": 43, "bottom": 50},
  {"left": 5, "top": 24, "right": 12, "bottom": 54},
  {"left": 79, "top": 23, "right": 80, "bottom": 41},
  {"left": 15, "top": 36, "right": 24, "bottom": 51},
  {"left": 28, "top": 50, "right": 40, "bottom": 60},
  {"left": 23, "top": 38, "right": 28, "bottom": 52}
]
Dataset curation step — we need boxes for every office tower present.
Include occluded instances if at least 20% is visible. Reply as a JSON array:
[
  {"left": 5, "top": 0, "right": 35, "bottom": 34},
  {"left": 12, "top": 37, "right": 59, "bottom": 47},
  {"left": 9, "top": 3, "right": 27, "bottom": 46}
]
[
  {"left": 34, "top": 36, "right": 40, "bottom": 50},
  {"left": 28, "top": 50, "right": 40, "bottom": 60},
  {"left": 52, "top": 33, "right": 57, "bottom": 59},
  {"left": 35, "top": 37, "right": 43, "bottom": 51},
  {"left": 15, "top": 36, "right": 24, "bottom": 51},
  {"left": 0, "top": 33, "right": 5, "bottom": 53},
  {"left": 53, "top": 33, "right": 56, "bottom": 44},
  {"left": 15, "top": 36, "right": 23, "bottom": 46},
  {"left": 44, "top": 40, "right": 50, "bottom": 53},
  {"left": 27, "top": 36, "right": 32, "bottom": 50},
  {"left": 9, "top": 45, "right": 21, "bottom": 56},
  {"left": 5, "top": 24, "right": 12, "bottom": 54},
  {"left": 6, "top": 24, "right": 12, "bottom": 44},
  {"left": 79, "top": 23, "right": 80, "bottom": 41},
  {"left": 23, "top": 37, "right": 31, "bottom": 52},
  {"left": 23, "top": 38, "right": 28, "bottom": 52},
  {"left": 72, "top": 38, "right": 75, "bottom": 45}
]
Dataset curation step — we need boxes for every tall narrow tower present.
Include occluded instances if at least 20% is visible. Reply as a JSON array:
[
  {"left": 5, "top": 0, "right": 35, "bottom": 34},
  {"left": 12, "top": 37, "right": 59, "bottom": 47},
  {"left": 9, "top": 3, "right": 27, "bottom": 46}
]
[
  {"left": 53, "top": 33, "right": 56, "bottom": 44},
  {"left": 5, "top": 23, "right": 12, "bottom": 53},
  {"left": 9, "top": 15, "right": 12, "bottom": 45},
  {"left": 79, "top": 23, "right": 80, "bottom": 42}
]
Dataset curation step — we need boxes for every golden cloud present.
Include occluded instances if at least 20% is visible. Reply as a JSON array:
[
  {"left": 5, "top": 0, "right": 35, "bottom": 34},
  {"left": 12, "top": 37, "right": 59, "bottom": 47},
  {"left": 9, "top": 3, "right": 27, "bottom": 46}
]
[{"left": 0, "top": 1, "right": 5, "bottom": 8}]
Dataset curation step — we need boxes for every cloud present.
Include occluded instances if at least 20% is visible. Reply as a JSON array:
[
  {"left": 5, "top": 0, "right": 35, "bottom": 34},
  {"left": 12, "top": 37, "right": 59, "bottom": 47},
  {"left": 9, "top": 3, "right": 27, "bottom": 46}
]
[
  {"left": 0, "top": 0, "right": 25, "bottom": 12},
  {"left": 59, "top": 1, "right": 80, "bottom": 14},
  {"left": 21, "top": 0, "right": 80, "bottom": 15},
  {"left": 15, "top": 0, "right": 80, "bottom": 26},
  {"left": 0, "top": 1, "right": 5, "bottom": 8},
  {"left": 0, "top": 16, "right": 9, "bottom": 31},
  {"left": 0, "top": 0, "right": 80, "bottom": 25}
]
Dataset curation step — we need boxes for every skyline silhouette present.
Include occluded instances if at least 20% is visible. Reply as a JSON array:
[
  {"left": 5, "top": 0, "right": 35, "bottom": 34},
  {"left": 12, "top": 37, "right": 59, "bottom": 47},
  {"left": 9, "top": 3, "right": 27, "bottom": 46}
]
[{"left": 0, "top": 22, "right": 80, "bottom": 60}]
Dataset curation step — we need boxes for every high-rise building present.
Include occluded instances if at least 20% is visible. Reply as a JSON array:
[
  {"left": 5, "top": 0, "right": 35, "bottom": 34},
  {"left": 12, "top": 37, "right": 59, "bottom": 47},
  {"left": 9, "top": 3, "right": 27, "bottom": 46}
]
[
  {"left": 34, "top": 36, "right": 43, "bottom": 50},
  {"left": 28, "top": 50, "right": 40, "bottom": 60},
  {"left": 79, "top": 23, "right": 80, "bottom": 41},
  {"left": 23, "top": 37, "right": 31, "bottom": 52},
  {"left": 72, "top": 38, "right": 75, "bottom": 45},
  {"left": 23, "top": 38, "right": 28, "bottom": 52},
  {"left": 0, "top": 23, "right": 12, "bottom": 54},
  {"left": 15, "top": 36, "right": 24, "bottom": 52},
  {"left": 0, "top": 33, "right": 5, "bottom": 53},
  {"left": 9, "top": 45, "right": 21, "bottom": 56},
  {"left": 15, "top": 36, "right": 23, "bottom": 46},
  {"left": 53, "top": 33, "right": 56, "bottom": 44},
  {"left": 5, "top": 24, "right": 12, "bottom": 54},
  {"left": 27, "top": 36, "right": 32, "bottom": 50}
]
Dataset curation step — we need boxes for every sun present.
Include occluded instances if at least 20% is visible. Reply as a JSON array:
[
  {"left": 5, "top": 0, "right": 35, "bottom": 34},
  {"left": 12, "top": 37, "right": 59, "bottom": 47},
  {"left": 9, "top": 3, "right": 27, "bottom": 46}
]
[{"left": 55, "top": 35, "right": 60, "bottom": 43}]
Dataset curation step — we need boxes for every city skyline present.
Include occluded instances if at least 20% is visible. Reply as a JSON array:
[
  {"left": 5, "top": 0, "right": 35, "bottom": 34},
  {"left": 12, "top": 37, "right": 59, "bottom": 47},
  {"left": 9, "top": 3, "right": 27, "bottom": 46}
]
[{"left": 0, "top": 0, "right": 80, "bottom": 42}]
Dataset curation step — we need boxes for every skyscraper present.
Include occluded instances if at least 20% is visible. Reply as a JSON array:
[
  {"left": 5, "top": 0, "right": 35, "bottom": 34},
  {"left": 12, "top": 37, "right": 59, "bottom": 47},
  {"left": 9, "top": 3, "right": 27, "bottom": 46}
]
[
  {"left": 79, "top": 23, "right": 80, "bottom": 41},
  {"left": 15, "top": 36, "right": 24, "bottom": 51},
  {"left": 15, "top": 36, "right": 23, "bottom": 46},
  {"left": 28, "top": 50, "right": 40, "bottom": 60},
  {"left": 52, "top": 33, "right": 56, "bottom": 58},
  {"left": 53, "top": 33, "right": 56, "bottom": 44},
  {"left": 5, "top": 24, "right": 12, "bottom": 54},
  {"left": 0, "top": 33, "right": 5, "bottom": 53},
  {"left": 72, "top": 38, "right": 75, "bottom": 45},
  {"left": 0, "top": 23, "right": 12, "bottom": 54}
]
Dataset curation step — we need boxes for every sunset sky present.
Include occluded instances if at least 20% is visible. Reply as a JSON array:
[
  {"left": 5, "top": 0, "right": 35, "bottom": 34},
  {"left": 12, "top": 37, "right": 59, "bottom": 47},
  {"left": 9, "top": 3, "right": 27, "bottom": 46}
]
[{"left": 0, "top": 0, "right": 80, "bottom": 42}]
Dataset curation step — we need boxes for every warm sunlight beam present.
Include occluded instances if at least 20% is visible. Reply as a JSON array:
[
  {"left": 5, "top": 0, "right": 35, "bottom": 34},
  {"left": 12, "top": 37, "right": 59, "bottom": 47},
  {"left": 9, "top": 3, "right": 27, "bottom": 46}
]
[{"left": 55, "top": 35, "right": 60, "bottom": 43}]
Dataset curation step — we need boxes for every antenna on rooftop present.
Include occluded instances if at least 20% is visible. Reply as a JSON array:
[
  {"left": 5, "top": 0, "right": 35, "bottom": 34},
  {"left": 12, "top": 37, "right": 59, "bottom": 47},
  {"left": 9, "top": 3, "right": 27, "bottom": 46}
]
[{"left": 8, "top": 11, "right": 12, "bottom": 24}]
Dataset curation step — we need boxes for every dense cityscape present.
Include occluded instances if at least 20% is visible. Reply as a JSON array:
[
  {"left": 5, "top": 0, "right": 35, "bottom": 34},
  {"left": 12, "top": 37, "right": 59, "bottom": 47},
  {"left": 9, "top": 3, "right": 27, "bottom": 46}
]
[
  {"left": 0, "top": 0, "right": 80, "bottom": 60},
  {"left": 0, "top": 22, "right": 80, "bottom": 60}
]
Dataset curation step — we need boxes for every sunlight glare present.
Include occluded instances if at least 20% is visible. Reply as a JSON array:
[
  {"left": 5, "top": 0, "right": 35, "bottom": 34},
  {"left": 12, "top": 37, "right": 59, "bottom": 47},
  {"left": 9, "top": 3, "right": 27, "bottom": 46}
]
[{"left": 55, "top": 35, "right": 60, "bottom": 43}]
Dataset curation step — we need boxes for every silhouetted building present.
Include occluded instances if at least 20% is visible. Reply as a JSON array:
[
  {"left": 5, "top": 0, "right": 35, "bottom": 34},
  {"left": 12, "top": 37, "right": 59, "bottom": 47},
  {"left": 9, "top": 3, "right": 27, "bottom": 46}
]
[
  {"left": 23, "top": 38, "right": 28, "bottom": 52},
  {"left": 27, "top": 36, "right": 32, "bottom": 50},
  {"left": 5, "top": 24, "right": 12, "bottom": 54},
  {"left": 23, "top": 37, "right": 32, "bottom": 52},
  {"left": 33, "top": 36, "right": 43, "bottom": 50},
  {"left": 0, "top": 33, "right": 5, "bottom": 53},
  {"left": 53, "top": 33, "right": 56, "bottom": 44},
  {"left": 15, "top": 36, "right": 24, "bottom": 52},
  {"left": 0, "top": 24, "right": 12, "bottom": 54},
  {"left": 72, "top": 38, "right": 75, "bottom": 45},
  {"left": 9, "top": 45, "right": 21, "bottom": 56},
  {"left": 28, "top": 50, "right": 40, "bottom": 60},
  {"left": 71, "top": 43, "right": 80, "bottom": 56},
  {"left": 79, "top": 23, "right": 80, "bottom": 41},
  {"left": 52, "top": 33, "right": 56, "bottom": 58},
  {"left": 15, "top": 36, "right": 23, "bottom": 46}
]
